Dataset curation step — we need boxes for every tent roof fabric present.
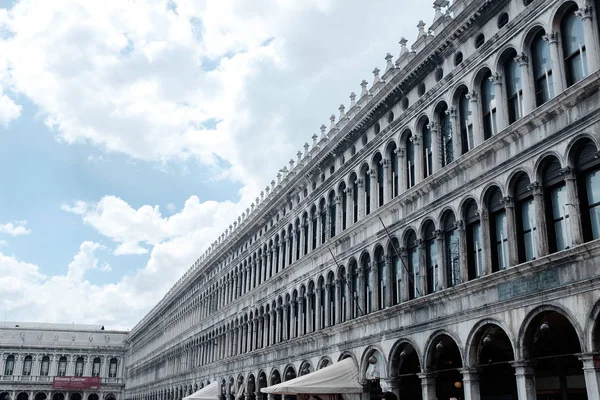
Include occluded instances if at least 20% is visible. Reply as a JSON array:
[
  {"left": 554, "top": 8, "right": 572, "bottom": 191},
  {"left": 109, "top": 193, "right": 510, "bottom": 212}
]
[
  {"left": 261, "top": 359, "right": 363, "bottom": 395},
  {"left": 183, "top": 382, "right": 219, "bottom": 400}
]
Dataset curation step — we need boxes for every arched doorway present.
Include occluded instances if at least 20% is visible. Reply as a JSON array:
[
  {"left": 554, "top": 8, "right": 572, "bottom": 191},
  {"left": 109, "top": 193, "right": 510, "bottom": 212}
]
[
  {"left": 70, "top": 394, "right": 82, "bottom": 400},
  {"left": 247, "top": 374, "right": 256, "bottom": 400},
  {"left": 283, "top": 366, "right": 297, "bottom": 400},
  {"left": 52, "top": 394, "right": 64, "bottom": 400},
  {"left": 270, "top": 370, "right": 281, "bottom": 400},
  {"left": 363, "top": 349, "right": 386, "bottom": 400},
  {"left": 34, "top": 394, "right": 47, "bottom": 400},
  {"left": 523, "top": 310, "right": 586, "bottom": 399},
  {"left": 17, "top": 393, "right": 29, "bottom": 400},
  {"left": 257, "top": 372, "right": 268, "bottom": 400},
  {"left": 469, "top": 323, "right": 517, "bottom": 399},
  {"left": 0, "top": 393, "right": 9, "bottom": 400},
  {"left": 390, "top": 342, "right": 421, "bottom": 400},
  {"left": 88, "top": 394, "right": 99, "bottom": 400},
  {"left": 427, "top": 334, "right": 464, "bottom": 400}
]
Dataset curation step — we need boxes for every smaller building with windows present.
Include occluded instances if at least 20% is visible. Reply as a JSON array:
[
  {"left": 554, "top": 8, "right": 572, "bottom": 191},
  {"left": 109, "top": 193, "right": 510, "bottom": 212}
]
[{"left": 0, "top": 322, "right": 127, "bottom": 400}]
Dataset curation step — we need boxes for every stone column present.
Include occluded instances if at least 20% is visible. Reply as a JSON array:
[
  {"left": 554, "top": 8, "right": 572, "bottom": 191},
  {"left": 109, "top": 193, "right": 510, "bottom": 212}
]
[
  {"left": 417, "top": 239, "right": 426, "bottom": 295},
  {"left": 480, "top": 210, "right": 492, "bottom": 276},
  {"left": 324, "top": 284, "right": 331, "bottom": 328},
  {"left": 435, "top": 229, "right": 445, "bottom": 290},
  {"left": 418, "top": 373, "right": 436, "bottom": 400},
  {"left": 262, "top": 252, "right": 268, "bottom": 282},
  {"left": 301, "top": 222, "right": 308, "bottom": 256},
  {"left": 397, "top": 149, "right": 406, "bottom": 194},
  {"left": 298, "top": 296, "right": 305, "bottom": 336},
  {"left": 325, "top": 206, "right": 332, "bottom": 241},
  {"left": 501, "top": 196, "right": 519, "bottom": 267},
  {"left": 577, "top": 5, "right": 599, "bottom": 73},
  {"left": 400, "top": 247, "right": 410, "bottom": 302},
  {"left": 412, "top": 135, "right": 423, "bottom": 183},
  {"left": 257, "top": 316, "right": 264, "bottom": 349},
  {"left": 335, "top": 195, "right": 343, "bottom": 235},
  {"left": 345, "top": 187, "right": 354, "bottom": 227},
  {"left": 372, "top": 262, "right": 380, "bottom": 311},
  {"left": 267, "top": 249, "right": 273, "bottom": 279},
  {"left": 290, "top": 301, "right": 297, "bottom": 338},
  {"left": 384, "top": 256, "right": 394, "bottom": 308},
  {"left": 490, "top": 72, "right": 506, "bottom": 133},
  {"left": 467, "top": 91, "right": 482, "bottom": 148},
  {"left": 357, "top": 179, "right": 365, "bottom": 220},
  {"left": 455, "top": 220, "right": 469, "bottom": 283},
  {"left": 292, "top": 231, "right": 299, "bottom": 263},
  {"left": 544, "top": 31, "right": 564, "bottom": 94},
  {"left": 335, "top": 279, "right": 342, "bottom": 324},
  {"left": 316, "top": 289, "right": 323, "bottom": 330},
  {"left": 562, "top": 167, "right": 583, "bottom": 246},
  {"left": 274, "top": 308, "right": 280, "bottom": 344},
  {"left": 528, "top": 182, "right": 549, "bottom": 257},
  {"left": 382, "top": 160, "right": 391, "bottom": 203},
  {"left": 308, "top": 215, "right": 316, "bottom": 252},
  {"left": 307, "top": 294, "right": 314, "bottom": 333},
  {"left": 578, "top": 353, "right": 600, "bottom": 399},
  {"left": 448, "top": 107, "right": 462, "bottom": 159},
  {"left": 358, "top": 266, "right": 366, "bottom": 317},
  {"left": 511, "top": 361, "right": 537, "bottom": 400},
  {"left": 282, "top": 304, "right": 289, "bottom": 341},
  {"left": 460, "top": 368, "right": 480, "bottom": 400},
  {"left": 369, "top": 169, "right": 377, "bottom": 211},
  {"left": 428, "top": 121, "right": 440, "bottom": 173},
  {"left": 515, "top": 53, "right": 533, "bottom": 115}
]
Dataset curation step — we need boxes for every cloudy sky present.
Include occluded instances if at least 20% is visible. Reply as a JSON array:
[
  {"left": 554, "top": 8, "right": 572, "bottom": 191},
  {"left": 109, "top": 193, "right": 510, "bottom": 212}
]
[{"left": 0, "top": 0, "right": 434, "bottom": 330}]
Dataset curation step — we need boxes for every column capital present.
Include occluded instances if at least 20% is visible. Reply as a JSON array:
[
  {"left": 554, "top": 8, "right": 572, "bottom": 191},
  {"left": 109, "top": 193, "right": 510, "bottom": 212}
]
[
  {"left": 459, "top": 367, "right": 480, "bottom": 381},
  {"left": 515, "top": 52, "right": 529, "bottom": 66},
  {"left": 510, "top": 360, "right": 536, "bottom": 374},
  {"left": 434, "top": 229, "right": 444, "bottom": 240},
  {"left": 396, "top": 148, "right": 405, "bottom": 158},
  {"left": 489, "top": 71, "right": 502, "bottom": 85},
  {"left": 543, "top": 30, "right": 559, "bottom": 44},
  {"left": 369, "top": 170, "right": 377, "bottom": 178},
  {"left": 575, "top": 5, "right": 594, "bottom": 20},
  {"left": 447, "top": 106, "right": 457, "bottom": 118},
  {"left": 427, "top": 121, "right": 439, "bottom": 132},
  {"left": 527, "top": 181, "right": 543, "bottom": 195},
  {"left": 466, "top": 90, "right": 478, "bottom": 102},
  {"left": 416, "top": 238, "right": 425, "bottom": 248},
  {"left": 356, "top": 178, "right": 365, "bottom": 188},
  {"left": 577, "top": 352, "right": 600, "bottom": 368},
  {"left": 453, "top": 219, "right": 465, "bottom": 231},
  {"left": 381, "top": 159, "right": 391, "bottom": 168},
  {"left": 409, "top": 134, "right": 421, "bottom": 145},
  {"left": 500, "top": 195, "right": 514, "bottom": 208},
  {"left": 560, "top": 166, "right": 576, "bottom": 180},
  {"left": 417, "top": 372, "right": 437, "bottom": 381}
]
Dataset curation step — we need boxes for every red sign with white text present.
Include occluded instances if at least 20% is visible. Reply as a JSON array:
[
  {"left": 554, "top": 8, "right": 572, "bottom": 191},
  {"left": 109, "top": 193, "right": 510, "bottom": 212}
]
[{"left": 52, "top": 376, "right": 101, "bottom": 390}]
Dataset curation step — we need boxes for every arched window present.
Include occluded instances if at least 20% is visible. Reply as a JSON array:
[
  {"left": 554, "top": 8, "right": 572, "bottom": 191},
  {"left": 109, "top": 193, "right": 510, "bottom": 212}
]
[
  {"left": 4, "top": 355, "right": 14, "bottom": 375},
  {"left": 339, "top": 183, "right": 347, "bottom": 231},
  {"left": 363, "top": 165, "right": 371, "bottom": 216},
  {"left": 328, "top": 273, "right": 336, "bottom": 326},
  {"left": 465, "top": 200, "right": 483, "bottom": 280},
  {"left": 311, "top": 208, "right": 318, "bottom": 250},
  {"left": 320, "top": 200, "right": 327, "bottom": 244},
  {"left": 457, "top": 88, "right": 473, "bottom": 154},
  {"left": 513, "top": 173, "right": 537, "bottom": 262},
  {"left": 362, "top": 254, "right": 372, "bottom": 314},
  {"left": 328, "top": 192, "right": 336, "bottom": 238},
  {"left": 406, "top": 133, "right": 416, "bottom": 188},
  {"left": 388, "top": 143, "right": 399, "bottom": 197},
  {"left": 109, "top": 358, "right": 118, "bottom": 378},
  {"left": 350, "top": 261, "right": 359, "bottom": 319},
  {"left": 36, "top": 356, "right": 49, "bottom": 377},
  {"left": 443, "top": 212, "right": 460, "bottom": 287},
  {"left": 488, "top": 187, "right": 509, "bottom": 272},
  {"left": 504, "top": 49, "right": 523, "bottom": 123},
  {"left": 423, "top": 221, "right": 438, "bottom": 294},
  {"left": 574, "top": 139, "right": 600, "bottom": 241},
  {"left": 302, "top": 215, "right": 309, "bottom": 256},
  {"left": 562, "top": 7, "right": 588, "bottom": 86},
  {"left": 406, "top": 230, "right": 419, "bottom": 300},
  {"left": 532, "top": 31, "right": 554, "bottom": 106},
  {"left": 58, "top": 357, "right": 67, "bottom": 376},
  {"left": 437, "top": 103, "right": 453, "bottom": 166},
  {"left": 318, "top": 279, "right": 325, "bottom": 329},
  {"left": 74, "top": 356, "right": 84, "bottom": 377},
  {"left": 22, "top": 356, "right": 32, "bottom": 376},
  {"left": 376, "top": 154, "right": 384, "bottom": 207},
  {"left": 422, "top": 121, "right": 433, "bottom": 177},
  {"left": 542, "top": 157, "right": 571, "bottom": 252},
  {"left": 389, "top": 238, "right": 402, "bottom": 305},
  {"left": 339, "top": 267, "right": 347, "bottom": 323},
  {"left": 351, "top": 174, "right": 359, "bottom": 223},
  {"left": 92, "top": 357, "right": 101, "bottom": 377},
  {"left": 375, "top": 247, "right": 386, "bottom": 310},
  {"left": 480, "top": 70, "right": 497, "bottom": 139}
]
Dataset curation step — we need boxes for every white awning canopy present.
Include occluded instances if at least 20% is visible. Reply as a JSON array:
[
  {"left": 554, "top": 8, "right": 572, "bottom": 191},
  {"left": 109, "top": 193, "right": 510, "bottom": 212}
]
[
  {"left": 183, "top": 382, "right": 219, "bottom": 400},
  {"left": 261, "top": 359, "right": 363, "bottom": 395}
]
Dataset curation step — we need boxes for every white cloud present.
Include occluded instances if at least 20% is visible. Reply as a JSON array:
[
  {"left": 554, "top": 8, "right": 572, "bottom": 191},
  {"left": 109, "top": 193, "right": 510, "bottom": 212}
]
[
  {"left": 0, "top": 91, "right": 21, "bottom": 126},
  {"left": 0, "top": 0, "right": 435, "bottom": 327},
  {"left": 0, "top": 220, "right": 31, "bottom": 236},
  {"left": 2, "top": 195, "right": 240, "bottom": 328}
]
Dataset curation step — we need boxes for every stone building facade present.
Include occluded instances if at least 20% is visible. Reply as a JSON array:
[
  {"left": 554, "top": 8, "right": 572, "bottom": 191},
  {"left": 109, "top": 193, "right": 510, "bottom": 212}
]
[
  {"left": 10, "top": 0, "right": 599, "bottom": 399},
  {"left": 0, "top": 322, "right": 127, "bottom": 400}
]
